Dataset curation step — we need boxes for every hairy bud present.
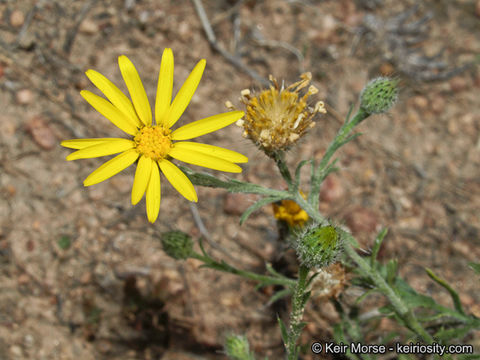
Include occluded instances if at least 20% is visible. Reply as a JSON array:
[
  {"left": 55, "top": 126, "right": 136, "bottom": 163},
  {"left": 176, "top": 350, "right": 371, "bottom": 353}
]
[
  {"left": 360, "top": 77, "right": 399, "bottom": 115},
  {"left": 161, "top": 230, "right": 193, "bottom": 260},
  {"left": 224, "top": 334, "right": 254, "bottom": 360},
  {"left": 294, "top": 224, "right": 341, "bottom": 268}
]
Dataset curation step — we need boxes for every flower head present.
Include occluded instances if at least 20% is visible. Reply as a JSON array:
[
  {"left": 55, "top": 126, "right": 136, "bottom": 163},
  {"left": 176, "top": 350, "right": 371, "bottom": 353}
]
[
  {"left": 62, "top": 49, "right": 247, "bottom": 223},
  {"left": 235, "top": 73, "right": 326, "bottom": 155},
  {"left": 294, "top": 223, "right": 342, "bottom": 268}
]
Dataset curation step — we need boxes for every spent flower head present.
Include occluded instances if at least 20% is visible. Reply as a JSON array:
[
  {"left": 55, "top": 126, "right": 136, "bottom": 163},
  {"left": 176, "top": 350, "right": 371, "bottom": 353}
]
[
  {"left": 360, "top": 76, "right": 399, "bottom": 115},
  {"left": 234, "top": 73, "right": 326, "bottom": 155},
  {"left": 61, "top": 48, "right": 248, "bottom": 223}
]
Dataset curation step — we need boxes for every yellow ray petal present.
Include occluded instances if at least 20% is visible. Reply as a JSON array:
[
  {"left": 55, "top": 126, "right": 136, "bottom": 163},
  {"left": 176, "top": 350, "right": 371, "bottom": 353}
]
[
  {"left": 118, "top": 55, "right": 152, "bottom": 126},
  {"left": 171, "top": 111, "right": 244, "bottom": 140},
  {"left": 61, "top": 138, "right": 119, "bottom": 150},
  {"left": 131, "top": 155, "right": 153, "bottom": 205},
  {"left": 165, "top": 59, "right": 206, "bottom": 128},
  {"left": 169, "top": 145, "right": 242, "bottom": 173},
  {"left": 81, "top": 90, "right": 139, "bottom": 135},
  {"left": 146, "top": 162, "right": 161, "bottom": 223},
  {"left": 83, "top": 148, "right": 139, "bottom": 187},
  {"left": 173, "top": 142, "right": 248, "bottom": 163},
  {"left": 158, "top": 159, "right": 197, "bottom": 202},
  {"left": 85, "top": 69, "right": 141, "bottom": 127},
  {"left": 66, "top": 139, "right": 135, "bottom": 161},
  {"left": 155, "top": 48, "right": 174, "bottom": 126}
]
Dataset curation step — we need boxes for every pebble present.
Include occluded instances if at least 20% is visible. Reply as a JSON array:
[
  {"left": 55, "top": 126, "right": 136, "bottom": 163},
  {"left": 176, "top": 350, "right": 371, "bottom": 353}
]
[
  {"left": 79, "top": 19, "right": 98, "bottom": 34},
  {"left": 430, "top": 96, "right": 445, "bottom": 115},
  {"left": 16, "top": 89, "right": 33, "bottom": 105},
  {"left": 411, "top": 95, "right": 429, "bottom": 110},
  {"left": 379, "top": 62, "right": 395, "bottom": 76},
  {"left": 25, "top": 116, "right": 57, "bottom": 150},
  {"left": 449, "top": 76, "right": 468, "bottom": 93},
  {"left": 10, "top": 10, "right": 25, "bottom": 28}
]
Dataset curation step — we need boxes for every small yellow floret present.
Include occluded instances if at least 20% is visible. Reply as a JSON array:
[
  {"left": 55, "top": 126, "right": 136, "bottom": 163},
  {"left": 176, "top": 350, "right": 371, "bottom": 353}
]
[
  {"left": 134, "top": 126, "right": 172, "bottom": 161},
  {"left": 273, "top": 199, "right": 309, "bottom": 227}
]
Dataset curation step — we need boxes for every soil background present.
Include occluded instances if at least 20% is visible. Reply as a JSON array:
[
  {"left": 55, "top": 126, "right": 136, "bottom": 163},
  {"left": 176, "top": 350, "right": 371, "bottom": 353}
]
[{"left": 0, "top": 0, "right": 479, "bottom": 359}]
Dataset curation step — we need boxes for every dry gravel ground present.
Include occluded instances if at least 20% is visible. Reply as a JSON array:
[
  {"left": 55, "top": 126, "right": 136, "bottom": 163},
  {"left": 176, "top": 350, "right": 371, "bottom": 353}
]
[{"left": 0, "top": 0, "right": 479, "bottom": 359}]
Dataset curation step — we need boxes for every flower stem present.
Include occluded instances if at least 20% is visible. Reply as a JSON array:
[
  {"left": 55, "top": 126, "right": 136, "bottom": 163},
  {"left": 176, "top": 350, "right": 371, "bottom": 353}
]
[
  {"left": 191, "top": 252, "right": 296, "bottom": 287},
  {"left": 309, "top": 108, "right": 369, "bottom": 208},
  {"left": 286, "top": 265, "right": 310, "bottom": 360},
  {"left": 271, "top": 151, "right": 293, "bottom": 186}
]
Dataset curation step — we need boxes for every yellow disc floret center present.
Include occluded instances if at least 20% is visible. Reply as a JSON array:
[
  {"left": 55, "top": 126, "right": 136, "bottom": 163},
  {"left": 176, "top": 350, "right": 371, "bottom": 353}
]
[{"left": 134, "top": 126, "right": 172, "bottom": 161}]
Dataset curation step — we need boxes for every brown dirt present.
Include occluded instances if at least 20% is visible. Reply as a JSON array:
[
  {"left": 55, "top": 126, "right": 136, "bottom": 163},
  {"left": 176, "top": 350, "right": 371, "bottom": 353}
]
[{"left": 0, "top": 0, "right": 479, "bottom": 359}]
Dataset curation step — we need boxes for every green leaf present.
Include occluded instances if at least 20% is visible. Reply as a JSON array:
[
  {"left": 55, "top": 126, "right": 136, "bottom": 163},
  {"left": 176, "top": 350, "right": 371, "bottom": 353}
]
[
  {"left": 394, "top": 279, "right": 436, "bottom": 309},
  {"left": 240, "top": 196, "right": 286, "bottom": 225},
  {"left": 386, "top": 259, "right": 398, "bottom": 285},
  {"left": 434, "top": 323, "right": 478, "bottom": 342},
  {"left": 277, "top": 316, "right": 289, "bottom": 344},
  {"left": 57, "top": 236, "right": 71, "bottom": 250},
  {"left": 425, "top": 267, "right": 465, "bottom": 315},
  {"left": 468, "top": 262, "right": 480, "bottom": 275},
  {"left": 294, "top": 159, "right": 313, "bottom": 189},
  {"left": 267, "top": 288, "right": 291, "bottom": 306},
  {"left": 370, "top": 228, "right": 388, "bottom": 266}
]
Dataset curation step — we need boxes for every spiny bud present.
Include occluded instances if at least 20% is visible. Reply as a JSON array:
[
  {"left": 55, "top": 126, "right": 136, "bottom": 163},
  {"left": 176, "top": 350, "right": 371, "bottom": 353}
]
[
  {"left": 224, "top": 334, "right": 255, "bottom": 360},
  {"left": 161, "top": 230, "right": 193, "bottom": 260},
  {"left": 360, "top": 77, "right": 399, "bottom": 115},
  {"left": 294, "top": 224, "right": 341, "bottom": 268}
]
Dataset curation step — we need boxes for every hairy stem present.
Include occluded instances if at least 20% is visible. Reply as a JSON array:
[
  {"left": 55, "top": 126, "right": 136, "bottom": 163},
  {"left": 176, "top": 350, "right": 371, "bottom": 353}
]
[{"left": 286, "top": 265, "right": 310, "bottom": 360}]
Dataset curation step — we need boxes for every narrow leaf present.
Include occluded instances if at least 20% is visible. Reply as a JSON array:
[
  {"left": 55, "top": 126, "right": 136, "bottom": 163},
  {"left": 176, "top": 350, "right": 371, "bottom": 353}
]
[
  {"left": 370, "top": 228, "right": 388, "bottom": 266},
  {"left": 426, "top": 267, "right": 465, "bottom": 315},
  {"left": 240, "top": 196, "right": 285, "bottom": 225}
]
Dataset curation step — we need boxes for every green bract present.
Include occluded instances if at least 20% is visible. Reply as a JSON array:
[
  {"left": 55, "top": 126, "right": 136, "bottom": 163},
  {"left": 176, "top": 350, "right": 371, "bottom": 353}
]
[
  {"left": 161, "top": 230, "right": 194, "bottom": 260},
  {"left": 360, "top": 77, "right": 399, "bottom": 114},
  {"left": 295, "top": 225, "right": 341, "bottom": 268}
]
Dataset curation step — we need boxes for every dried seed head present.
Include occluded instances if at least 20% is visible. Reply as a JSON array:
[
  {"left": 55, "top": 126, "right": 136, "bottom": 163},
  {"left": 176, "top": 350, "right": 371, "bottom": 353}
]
[
  {"left": 237, "top": 73, "right": 326, "bottom": 155},
  {"left": 310, "top": 263, "right": 347, "bottom": 300}
]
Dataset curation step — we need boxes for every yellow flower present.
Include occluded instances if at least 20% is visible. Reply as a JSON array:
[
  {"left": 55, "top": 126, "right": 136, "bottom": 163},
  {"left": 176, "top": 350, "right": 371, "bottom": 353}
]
[
  {"left": 62, "top": 49, "right": 247, "bottom": 223},
  {"left": 236, "top": 73, "right": 326, "bottom": 155},
  {"left": 272, "top": 199, "right": 309, "bottom": 227}
]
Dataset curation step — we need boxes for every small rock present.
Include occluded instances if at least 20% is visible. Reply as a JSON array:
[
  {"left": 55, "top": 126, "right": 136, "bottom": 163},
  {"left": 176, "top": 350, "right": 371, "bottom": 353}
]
[
  {"left": 25, "top": 116, "right": 57, "bottom": 150},
  {"left": 79, "top": 19, "right": 98, "bottom": 34},
  {"left": 10, "top": 10, "right": 25, "bottom": 28},
  {"left": 18, "top": 273, "right": 30, "bottom": 285},
  {"left": 320, "top": 174, "right": 345, "bottom": 203},
  {"left": 449, "top": 76, "right": 468, "bottom": 93},
  {"left": 223, "top": 193, "right": 256, "bottom": 216},
  {"left": 345, "top": 207, "right": 379, "bottom": 234},
  {"left": 16, "top": 89, "right": 33, "bottom": 105},
  {"left": 379, "top": 62, "right": 395, "bottom": 76},
  {"left": 431, "top": 96, "right": 445, "bottom": 115},
  {"left": 411, "top": 95, "right": 429, "bottom": 110},
  {"left": 10, "top": 345, "right": 23, "bottom": 357}
]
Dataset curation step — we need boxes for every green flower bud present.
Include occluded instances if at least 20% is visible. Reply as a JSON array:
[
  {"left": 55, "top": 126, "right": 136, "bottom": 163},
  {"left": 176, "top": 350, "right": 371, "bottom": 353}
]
[
  {"left": 224, "top": 334, "right": 255, "bottom": 360},
  {"left": 360, "top": 77, "right": 399, "bottom": 114},
  {"left": 161, "top": 230, "right": 193, "bottom": 260},
  {"left": 295, "top": 224, "right": 341, "bottom": 268}
]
